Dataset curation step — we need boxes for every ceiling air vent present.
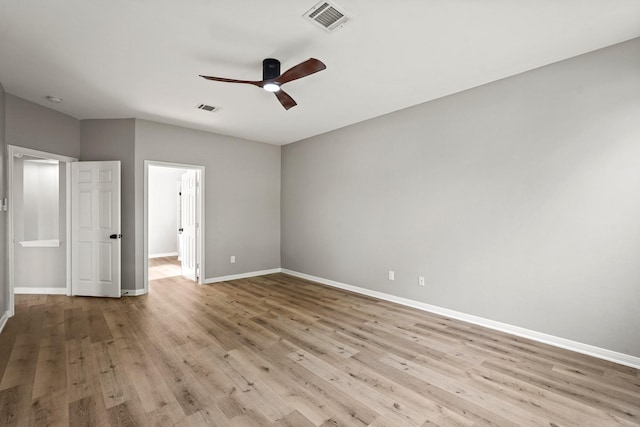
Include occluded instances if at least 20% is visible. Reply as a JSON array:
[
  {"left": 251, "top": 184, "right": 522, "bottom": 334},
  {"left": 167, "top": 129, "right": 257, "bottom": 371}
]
[
  {"left": 304, "top": 1, "right": 350, "bottom": 32},
  {"left": 196, "top": 103, "right": 220, "bottom": 112}
]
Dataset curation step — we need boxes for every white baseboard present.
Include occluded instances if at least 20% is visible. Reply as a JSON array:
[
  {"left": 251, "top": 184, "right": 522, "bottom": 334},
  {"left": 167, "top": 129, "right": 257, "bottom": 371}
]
[
  {"left": 281, "top": 269, "right": 640, "bottom": 370},
  {"left": 14, "top": 287, "right": 67, "bottom": 295},
  {"left": 122, "top": 289, "right": 147, "bottom": 296},
  {"left": 203, "top": 268, "right": 282, "bottom": 284},
  {"left": 149, "top": 252, "right": 178, "bottom": 259},
  {"left": 0, "top": 311, "right": 9, "bottom": 334}
]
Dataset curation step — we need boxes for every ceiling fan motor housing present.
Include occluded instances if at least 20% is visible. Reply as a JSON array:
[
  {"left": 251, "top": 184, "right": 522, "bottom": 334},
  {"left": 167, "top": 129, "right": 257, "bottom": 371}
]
[{"left": 263, "top": 58, "right": 281, "bottom": 80}]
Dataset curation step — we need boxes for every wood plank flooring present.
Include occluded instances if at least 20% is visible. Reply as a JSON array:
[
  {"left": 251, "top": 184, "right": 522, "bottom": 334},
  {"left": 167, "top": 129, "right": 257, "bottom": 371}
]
[
  {"left": 148, "top": 256, "right": 183, "bottom": 281},
  {"left": 0, "top": 270, "right": 638, "bottom": 426}
]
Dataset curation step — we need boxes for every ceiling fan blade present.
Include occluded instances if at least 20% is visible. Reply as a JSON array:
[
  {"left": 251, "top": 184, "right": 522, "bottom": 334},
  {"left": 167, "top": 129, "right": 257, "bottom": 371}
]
[
  {"left": 199, "top": 75, "right": 263, "bottom": 87},
  {"left": 275, "top": 89, "right": 297, "bottom": 110},
  {"left": 276, "top": 58, "right": 326, "bottom": 85}
]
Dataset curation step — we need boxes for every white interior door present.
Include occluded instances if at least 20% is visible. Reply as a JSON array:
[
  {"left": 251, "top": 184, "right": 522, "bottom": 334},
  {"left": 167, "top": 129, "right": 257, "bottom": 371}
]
[
  {"left": 71, "top": 161, "right": 121, "bottom": 297},
  {"left": 181, "top": 170, "right": 197, "bottom": 281},
  {"left": 177, "top": 181, "right": 183, "bottom": 261}
]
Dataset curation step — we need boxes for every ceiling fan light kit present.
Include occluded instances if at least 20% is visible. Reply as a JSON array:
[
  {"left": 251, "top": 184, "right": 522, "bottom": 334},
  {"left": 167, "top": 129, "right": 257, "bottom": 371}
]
[
  {"left": 200, "top": 57, "right": 326, "bottom": 110},
  {"left": 263, "top": 83, "right": 281, "bottom": 93}
]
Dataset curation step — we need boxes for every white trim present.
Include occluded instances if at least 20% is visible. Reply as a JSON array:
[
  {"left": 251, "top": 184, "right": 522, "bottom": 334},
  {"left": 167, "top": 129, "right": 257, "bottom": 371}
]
[
  {"left": 65, "top": 162, "right": 71, "bottom": 296},
  {"left": 7, "top": 145, "right": 76, "bottom": 163},
  {"left": 122, "top": 288, "right": 147, "bottom": 296},
  {"left": 144, "top": 161, "right": 205, "bottom": 295},
  {"left": 281, "top": 269, "right": 640, "bottom": 370},
  {"left": 7, "top": 145, "right": 77, "bottom": 316},
  {"left": 0, "top": 311, "right": 9, "bottom": 334},
  {"left": 14, "top": 287, "right": 67, "bottom": 295},
  {"left": 203, "top": 268, "right": 282, "bottom": 284},
  {"left": 149, "top": 252, "right": 178, "bottom": 259},
  {"left": 18, "top": 239, "right": 61, "bottom": 247}
]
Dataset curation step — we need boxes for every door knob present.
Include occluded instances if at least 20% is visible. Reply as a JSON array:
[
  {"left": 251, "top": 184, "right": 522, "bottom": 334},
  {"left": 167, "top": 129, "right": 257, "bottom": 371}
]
[{"left": 109, "top": 234, "right": 123, "bottom": 239}]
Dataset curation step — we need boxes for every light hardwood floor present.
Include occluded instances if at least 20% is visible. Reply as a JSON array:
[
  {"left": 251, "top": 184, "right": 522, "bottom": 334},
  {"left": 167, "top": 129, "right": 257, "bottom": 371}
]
[
  {"left": 148, "top": 256, "right": 183, "bottom": 281},
  {"left": 0, "top": 270, "right": 638, "bottom": 426}
]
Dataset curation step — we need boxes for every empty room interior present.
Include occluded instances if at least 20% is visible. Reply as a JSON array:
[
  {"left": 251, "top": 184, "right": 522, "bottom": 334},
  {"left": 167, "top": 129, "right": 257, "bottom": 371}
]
[{"left": 0, "top": 1, "right": 639, "bottom": 426}]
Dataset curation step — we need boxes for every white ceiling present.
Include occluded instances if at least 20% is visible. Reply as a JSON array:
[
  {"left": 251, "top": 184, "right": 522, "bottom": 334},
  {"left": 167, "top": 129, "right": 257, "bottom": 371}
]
[{"left": 1, "top": 1, "right": 639, "bottom": 145}]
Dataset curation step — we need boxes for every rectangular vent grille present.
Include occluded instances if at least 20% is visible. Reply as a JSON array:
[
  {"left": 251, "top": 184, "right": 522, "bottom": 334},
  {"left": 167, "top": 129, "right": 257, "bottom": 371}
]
[
  {"left": 304, "top": 1, "right": 350, "bottom": 32},
  {"left": 196, "top": 104, "right": 220, "bottom": 112}
]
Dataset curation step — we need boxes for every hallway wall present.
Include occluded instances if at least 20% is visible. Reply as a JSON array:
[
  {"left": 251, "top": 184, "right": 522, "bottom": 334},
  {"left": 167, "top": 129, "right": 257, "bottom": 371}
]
[{"left": 148, "top": 165, "right": 189, "bottom": 257}]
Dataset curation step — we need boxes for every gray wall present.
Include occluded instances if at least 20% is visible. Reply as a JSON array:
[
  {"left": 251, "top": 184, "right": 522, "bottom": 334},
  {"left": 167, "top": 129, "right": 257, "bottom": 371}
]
[
  {"left": 80, "top": 119, "right": 136, "bottom": 289},
  {"left": 0, "top": 84, "right": 7, "bottom": 314},
  {"left": 135, "top": 119, "right": 281, "bottom": 286},
  {"left": 282, "top": 39, "right": 640, "bottom": 357},
  {"left": 5, "top": 94, "right": 80, "bottom": 158}
]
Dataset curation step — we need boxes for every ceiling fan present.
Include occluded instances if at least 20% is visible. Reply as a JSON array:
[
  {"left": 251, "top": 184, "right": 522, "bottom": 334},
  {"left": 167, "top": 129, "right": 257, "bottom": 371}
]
[{"left": 200, "top": 58, "right": 326, "bottom": 110}]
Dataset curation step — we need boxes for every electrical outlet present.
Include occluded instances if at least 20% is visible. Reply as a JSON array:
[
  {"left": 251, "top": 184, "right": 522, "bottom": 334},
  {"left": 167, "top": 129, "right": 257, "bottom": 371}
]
[
  {"left": 419, "top": 276, "right": 425, "bottom": 286},
  {"left": 230, "top": 256, "right": 236, "bottom": 263},
  {"left": 388, "top": 270, "right": 395, "bottom": 281}
]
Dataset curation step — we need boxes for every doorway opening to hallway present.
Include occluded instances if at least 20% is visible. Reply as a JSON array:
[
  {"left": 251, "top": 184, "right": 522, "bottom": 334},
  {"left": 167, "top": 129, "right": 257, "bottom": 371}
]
[{"left": 144, "top": 161, "right": 205, "bottom": 292}]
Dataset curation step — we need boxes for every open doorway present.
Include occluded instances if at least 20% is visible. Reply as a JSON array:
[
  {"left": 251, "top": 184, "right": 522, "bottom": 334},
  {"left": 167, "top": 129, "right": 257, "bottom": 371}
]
[
  {"left": 6, "top": 145, "right": 76, "bottom": 315},
  {"left": 143, "top": 161, "right": 205, "bottom": 293}
]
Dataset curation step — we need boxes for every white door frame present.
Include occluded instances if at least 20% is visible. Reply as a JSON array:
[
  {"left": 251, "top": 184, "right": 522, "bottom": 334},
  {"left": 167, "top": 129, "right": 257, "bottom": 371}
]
[
  {"left": 143, "top": 160, "right": 205, "bottom": 293},
  {"left": 6, "top": 145, "right": 76, "bottom": 316}
]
